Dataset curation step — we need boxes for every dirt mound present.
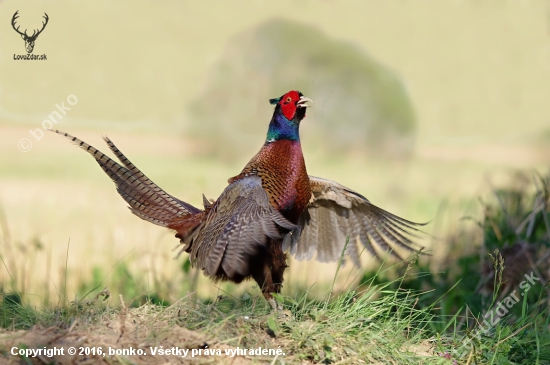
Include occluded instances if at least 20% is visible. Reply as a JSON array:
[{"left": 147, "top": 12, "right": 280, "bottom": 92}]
[{"left": 0, "top": 305, "right": 252, "bottom": 364}]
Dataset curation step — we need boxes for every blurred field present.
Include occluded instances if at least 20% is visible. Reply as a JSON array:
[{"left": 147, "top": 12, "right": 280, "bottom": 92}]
[{"left": 1, "top": 0, "right": 550, "bottom": 306}]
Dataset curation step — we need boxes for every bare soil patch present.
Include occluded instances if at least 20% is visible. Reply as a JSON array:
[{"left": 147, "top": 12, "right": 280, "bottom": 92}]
[{"left": 0, "top": 305, "right": 253, "bottom": 365}]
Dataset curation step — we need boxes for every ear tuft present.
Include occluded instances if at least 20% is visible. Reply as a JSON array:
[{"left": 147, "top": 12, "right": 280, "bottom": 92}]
[{"left": 269, "top": 97, "right": 280, "bottom": 105}]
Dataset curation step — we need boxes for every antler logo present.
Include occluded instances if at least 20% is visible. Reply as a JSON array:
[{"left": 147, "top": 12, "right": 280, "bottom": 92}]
[{"left": 12, "top": 10, "right": 49, "bottom": 54}]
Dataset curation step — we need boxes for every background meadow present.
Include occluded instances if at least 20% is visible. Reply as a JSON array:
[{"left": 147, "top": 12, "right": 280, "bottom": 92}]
[{"left": 1, "top": 0, "right": 549, "bottom": 306}]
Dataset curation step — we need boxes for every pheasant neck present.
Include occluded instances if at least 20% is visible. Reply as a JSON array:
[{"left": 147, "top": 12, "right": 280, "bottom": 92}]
[{"left": 266, "top": 113, "right": 300, "bottom": 142}]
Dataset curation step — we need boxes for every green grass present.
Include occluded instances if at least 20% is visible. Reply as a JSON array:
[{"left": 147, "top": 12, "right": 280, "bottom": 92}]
[
  {"left": 0, "top": 265, "right": 548, "bottom": 365},
  {"left": 1, "top": 260, "right": 548, "bottom": 364}
]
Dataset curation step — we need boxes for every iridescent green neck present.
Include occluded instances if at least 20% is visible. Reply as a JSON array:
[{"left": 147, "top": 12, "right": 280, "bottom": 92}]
[{"left": 266, "top": 113, "right": 300, "bottom": 142}]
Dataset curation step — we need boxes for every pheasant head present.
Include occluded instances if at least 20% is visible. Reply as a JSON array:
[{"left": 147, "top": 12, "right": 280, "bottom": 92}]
[{"left": 267, "top": 90, "right": 312, "bottom": 142}]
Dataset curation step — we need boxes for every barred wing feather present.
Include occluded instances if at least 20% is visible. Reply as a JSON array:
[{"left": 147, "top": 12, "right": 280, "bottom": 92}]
[
  {"left": 189, "top": 176, "right": 296, "bottom": 278},
  {"left": 283, "top": 176, "right": 426, "bottom": 266}
]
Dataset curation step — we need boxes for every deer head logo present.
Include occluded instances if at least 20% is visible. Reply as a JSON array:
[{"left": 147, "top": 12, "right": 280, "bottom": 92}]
[{"left": 12, "top": 11, "right": 49, "bottom": 54}]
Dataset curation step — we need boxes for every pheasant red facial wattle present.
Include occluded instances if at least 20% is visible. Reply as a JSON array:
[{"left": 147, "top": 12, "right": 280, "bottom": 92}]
[
  {"left": 51, "top": 89, "right": 426, "bottom": 309},
  {"left": 269, "top": 90, "right": 308, "bottom": 121}
]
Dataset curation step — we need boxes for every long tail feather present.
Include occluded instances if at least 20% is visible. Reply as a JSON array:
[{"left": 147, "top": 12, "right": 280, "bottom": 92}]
[{"left": 49, "top": 129, "right": 200, "bottom": 227}]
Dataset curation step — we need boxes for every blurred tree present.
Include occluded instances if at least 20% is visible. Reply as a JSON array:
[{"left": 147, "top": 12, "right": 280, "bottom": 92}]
[{"left": 187, "top": 19, "right": 416, "bottom": 160}]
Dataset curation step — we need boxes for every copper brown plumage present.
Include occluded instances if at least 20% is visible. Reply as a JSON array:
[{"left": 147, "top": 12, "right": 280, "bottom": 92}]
[
  {"left": 229, "top": 140, "right": 311, "bottom": 222},
  {"left": 51, "top": 90, "right": 425, "bottom": 308}
]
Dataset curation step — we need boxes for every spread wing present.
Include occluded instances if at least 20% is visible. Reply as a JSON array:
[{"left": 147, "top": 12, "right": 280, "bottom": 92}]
[
  {"left": 283, "top": 176, "right": 426, "bottom": 266},
  {"left": 189, "top": 176, "right": 296, "bottom": 279}
]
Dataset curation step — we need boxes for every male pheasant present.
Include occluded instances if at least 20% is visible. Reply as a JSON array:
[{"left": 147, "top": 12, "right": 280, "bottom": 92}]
[{"left": 51, "top": 90, "right": 424, "bottom": 308}]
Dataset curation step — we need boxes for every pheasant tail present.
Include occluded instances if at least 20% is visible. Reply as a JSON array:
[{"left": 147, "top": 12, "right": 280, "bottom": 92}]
[{"left": 49, "top": 129, "right": 204, "bottom": 241}]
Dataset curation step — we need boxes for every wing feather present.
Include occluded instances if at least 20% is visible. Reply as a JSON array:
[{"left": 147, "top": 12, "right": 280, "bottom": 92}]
[
  {"left": 189, "top": 176, "right": 296, "bottom": 279},
  {"left": 286, "top": 175, "right": 427, "bottom": 265}
]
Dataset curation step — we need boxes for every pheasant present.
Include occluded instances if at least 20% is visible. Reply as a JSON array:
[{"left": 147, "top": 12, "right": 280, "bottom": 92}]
[{"left": 51, "top": 90, "right": 425, "bottom": 308}]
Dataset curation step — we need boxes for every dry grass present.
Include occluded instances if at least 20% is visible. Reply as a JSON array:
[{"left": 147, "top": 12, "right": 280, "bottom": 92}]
[{"left": 0, "top": 301, "right": 245, "bottom": 365}]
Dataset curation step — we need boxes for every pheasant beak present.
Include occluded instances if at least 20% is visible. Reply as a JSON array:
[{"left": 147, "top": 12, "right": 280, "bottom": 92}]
[{"left": 297, "top": 96, "right": 313, "bottom": 108}]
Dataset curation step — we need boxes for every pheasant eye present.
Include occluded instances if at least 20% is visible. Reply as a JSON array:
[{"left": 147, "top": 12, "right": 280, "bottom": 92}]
[{"left": 285, "top": 97, "right": 292, "bottom": 102}]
